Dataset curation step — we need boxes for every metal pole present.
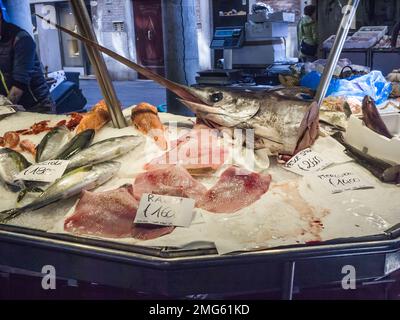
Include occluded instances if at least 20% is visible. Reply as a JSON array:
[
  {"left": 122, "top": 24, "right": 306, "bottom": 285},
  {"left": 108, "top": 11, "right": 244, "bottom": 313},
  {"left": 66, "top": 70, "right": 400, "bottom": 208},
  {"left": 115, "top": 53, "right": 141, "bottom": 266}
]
[
  {"left": 315, "top": 0, "right": 360, "bottom": 107},
  {"left": 223, "top": 49, "right": 233, "bottom": 70},
  {"left": 69, "top": 0, "right": 126, "bottom": 128}
]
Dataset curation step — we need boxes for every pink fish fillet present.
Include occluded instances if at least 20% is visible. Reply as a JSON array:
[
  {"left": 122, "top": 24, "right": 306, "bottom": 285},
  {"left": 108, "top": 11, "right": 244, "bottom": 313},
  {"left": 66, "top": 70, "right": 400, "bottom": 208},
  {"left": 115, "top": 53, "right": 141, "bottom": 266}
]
[
  {"left": 64, "top": 185, "right": 174, "bottom": 240},
  {"left": 199, "top": 166, "right": 272, "bottom": 213},
  {"left": 134, "top": 165, "right": 208, "bottom": 205},
  {"left": 145, "top": 129, "right": 227, "bottom": 172}
]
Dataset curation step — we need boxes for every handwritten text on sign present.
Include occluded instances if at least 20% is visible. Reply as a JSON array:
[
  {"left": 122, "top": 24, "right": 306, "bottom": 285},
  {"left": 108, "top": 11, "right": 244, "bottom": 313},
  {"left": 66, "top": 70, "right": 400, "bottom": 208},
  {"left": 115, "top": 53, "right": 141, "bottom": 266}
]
[
  {"left": 134, "top": 193, "right": 195, "bottom": 227},
  {"left": 0, "top": 105, "right": 16, "bottom": 116},
  {"left": 314, "top": 171, "right": 374, "bottom": 194},
  {"left": 284, "top": 148, "right": 332, "bottom": 175},
  {"left": 16, "top": 160, "right": 70, "bottom": 183}
]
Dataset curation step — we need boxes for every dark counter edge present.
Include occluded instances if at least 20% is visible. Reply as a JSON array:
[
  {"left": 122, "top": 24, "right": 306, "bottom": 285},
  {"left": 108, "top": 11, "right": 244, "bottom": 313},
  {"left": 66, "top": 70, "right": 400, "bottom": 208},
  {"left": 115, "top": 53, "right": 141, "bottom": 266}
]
[{"left": 1, "top": 223, "right": 400, "bottom": 297}]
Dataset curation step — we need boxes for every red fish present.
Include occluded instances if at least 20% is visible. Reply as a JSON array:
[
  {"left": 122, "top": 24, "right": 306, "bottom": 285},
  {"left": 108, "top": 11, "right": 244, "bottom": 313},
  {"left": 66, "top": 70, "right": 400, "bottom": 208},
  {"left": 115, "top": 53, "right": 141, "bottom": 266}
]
[
  {"left": 199, "top": 166, "right": 272, "bottom": 213},
  {"left": 145, "top": 129, "right": 227, "bottom": 175},
  {"left": 65, "top": 185, "right": 174, "bottom": 240},
  {"left": 134, "top": 165, "right": 207, "bottom": 205}
]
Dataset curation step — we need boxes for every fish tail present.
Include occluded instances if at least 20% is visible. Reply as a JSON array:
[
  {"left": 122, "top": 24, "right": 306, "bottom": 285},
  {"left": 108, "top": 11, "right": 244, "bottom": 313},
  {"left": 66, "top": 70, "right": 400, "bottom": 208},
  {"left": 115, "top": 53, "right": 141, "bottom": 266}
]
[
  {"left": 0, "top": 208, "right": 22, "bottom": 223},
  {"left": 17, "top": 189, "right": 28, "bottom": 204}
]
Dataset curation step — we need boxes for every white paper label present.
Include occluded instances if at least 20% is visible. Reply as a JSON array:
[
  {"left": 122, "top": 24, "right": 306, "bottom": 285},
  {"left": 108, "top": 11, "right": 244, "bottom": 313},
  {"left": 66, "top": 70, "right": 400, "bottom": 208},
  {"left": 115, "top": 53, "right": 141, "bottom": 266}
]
[
  {"left": 134, "top": 193, "right": 195, "bottom": 228},
  {"left": 16, "top": 160, "right": 70, "bottom": 183},
  {"left": 0, "top": 105, "right": 16, "bottom": 116},
  {"left": 312, "top": 170, "right": 374, "bottom": 194},
  {"left": 284, "top": 148, "right": 332, "bottom": 176}
]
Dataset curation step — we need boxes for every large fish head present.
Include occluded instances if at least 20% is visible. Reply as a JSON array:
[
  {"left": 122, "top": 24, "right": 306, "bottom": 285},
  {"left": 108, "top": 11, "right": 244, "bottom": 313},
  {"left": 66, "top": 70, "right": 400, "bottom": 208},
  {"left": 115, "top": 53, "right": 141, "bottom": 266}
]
[{"left": 178, "top": 87, "right": 260, "bottom": 128}]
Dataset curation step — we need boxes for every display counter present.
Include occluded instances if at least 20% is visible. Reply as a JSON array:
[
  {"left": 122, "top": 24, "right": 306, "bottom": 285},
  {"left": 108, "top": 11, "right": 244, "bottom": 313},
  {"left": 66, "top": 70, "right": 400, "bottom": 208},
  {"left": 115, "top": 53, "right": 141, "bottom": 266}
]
[
  {"left": 324, "top": 47, "right": 400, "bottom": 75},
  {"left": 0, "top": 105, "right": 400, "bottom": 299}
]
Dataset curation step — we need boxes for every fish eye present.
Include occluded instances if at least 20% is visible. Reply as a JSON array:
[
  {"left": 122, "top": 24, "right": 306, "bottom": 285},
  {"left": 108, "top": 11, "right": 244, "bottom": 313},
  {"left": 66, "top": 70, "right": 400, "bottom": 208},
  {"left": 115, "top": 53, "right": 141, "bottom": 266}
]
[{"left": 210, "top": 92, "right": 223, "bottom": 103}]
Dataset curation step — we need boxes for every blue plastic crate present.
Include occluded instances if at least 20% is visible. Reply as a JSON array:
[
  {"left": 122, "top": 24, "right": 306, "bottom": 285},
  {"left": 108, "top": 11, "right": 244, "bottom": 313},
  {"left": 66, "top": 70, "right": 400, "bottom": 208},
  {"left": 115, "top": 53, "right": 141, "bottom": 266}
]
[{"left": 51, "top": 80, "right": 87, "bottom": 114}]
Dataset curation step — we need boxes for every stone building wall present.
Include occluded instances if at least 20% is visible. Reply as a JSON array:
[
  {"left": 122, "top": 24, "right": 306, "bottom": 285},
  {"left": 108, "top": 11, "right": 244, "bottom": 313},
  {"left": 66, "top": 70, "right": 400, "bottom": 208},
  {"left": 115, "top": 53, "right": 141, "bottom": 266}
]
[
  {"left": 91, "top": 0, "right": 137, "bottom": 80},
  {"left": 30, "top": 0, "right": 212, "bottom": 79}
]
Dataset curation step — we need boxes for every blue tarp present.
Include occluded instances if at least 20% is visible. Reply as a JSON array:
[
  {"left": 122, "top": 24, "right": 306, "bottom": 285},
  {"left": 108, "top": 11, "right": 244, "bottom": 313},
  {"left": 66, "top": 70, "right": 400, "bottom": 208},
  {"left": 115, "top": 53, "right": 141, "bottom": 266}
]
[
  {"left": 300, "top": 70, "right": 392, "bottom": 105},
  {"left": 0, "top": 0, "right": 9, "bottom": 22}
]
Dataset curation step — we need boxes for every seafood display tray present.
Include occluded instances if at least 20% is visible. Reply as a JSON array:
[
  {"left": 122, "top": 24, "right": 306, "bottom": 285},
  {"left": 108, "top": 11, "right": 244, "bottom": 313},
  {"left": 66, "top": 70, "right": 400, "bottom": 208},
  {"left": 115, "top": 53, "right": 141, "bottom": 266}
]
[{"left": 1, "top": 223, "right": 400, "bottom": 299}]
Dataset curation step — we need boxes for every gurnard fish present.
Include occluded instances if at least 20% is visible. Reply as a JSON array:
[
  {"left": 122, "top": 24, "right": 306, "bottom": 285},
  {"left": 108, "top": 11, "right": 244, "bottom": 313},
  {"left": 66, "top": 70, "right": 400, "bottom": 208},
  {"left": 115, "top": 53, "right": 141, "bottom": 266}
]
[
  {"left": 35, "top": 16, "right": 319, "bottom": 157},
  {"left": 131, "top": 102, "right": 168, "bottom": 150},
  {"left": 0, "top": 161, "right": 121, "bottom": 222},
  {"left": 36, "top": 126, "right": 71, "bottom": 162},
  {"left": 76, "top": 100, "right": 110, "bottom": 134},
  {"left": 0, "top": 148, "right": 31, "bottom": 190},
  {"left": 66, "top": 135, "right": 144, "bottom": 171}
]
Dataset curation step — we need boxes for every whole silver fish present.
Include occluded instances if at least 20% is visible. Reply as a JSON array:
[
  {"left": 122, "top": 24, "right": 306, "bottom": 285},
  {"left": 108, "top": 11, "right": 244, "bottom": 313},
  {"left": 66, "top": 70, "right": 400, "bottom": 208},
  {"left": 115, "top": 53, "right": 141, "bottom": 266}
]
[
  {"left": 0, "top": 148, "right": 31, "bottom": 190},
  {"left": 0, "top": 161, "right": 121, "bottom": 222},
  {"left": 36, "top": 126, "right": 71, "bottom": 162},
  {"left": 55, "top": 129, "right": 95, "bottom": 160},
  {"left": 180, "top": 87, "right": 319, "bottom": 155},
  {"left": 66, "top": 135, "right": 144, "bottom": 171}
]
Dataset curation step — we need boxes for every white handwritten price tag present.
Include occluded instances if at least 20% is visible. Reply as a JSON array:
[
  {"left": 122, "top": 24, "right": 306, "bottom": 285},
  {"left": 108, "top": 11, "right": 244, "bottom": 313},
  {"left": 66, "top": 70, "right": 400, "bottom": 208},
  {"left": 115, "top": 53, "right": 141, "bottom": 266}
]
[
  {"left": 284, "top": 148, "right": 332, "bottom": 176},
  {"left": 134, "top": 193, "right": 195, "bottom": 227},
  {"left": 16, "top": 160, "right": 70, "bottom": 183},
  {"left": 313, "top": 171, "right": 374, "bottom": 194},
  {"left": 0, "top": 105, "right": 16, "bottom": 116}
]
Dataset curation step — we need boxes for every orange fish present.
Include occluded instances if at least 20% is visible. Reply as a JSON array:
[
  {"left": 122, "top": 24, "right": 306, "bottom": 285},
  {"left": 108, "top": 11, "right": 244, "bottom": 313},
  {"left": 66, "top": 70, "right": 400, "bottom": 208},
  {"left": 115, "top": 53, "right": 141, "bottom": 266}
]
[
  {"left": 76, "top": 100, "right": 111, "bottom": 134},
  {"left": 19, "top": 139, "right": 37, "bottom": 157},
  {"left": 131, "top": 102, "right": 167, "bottom": 150}
]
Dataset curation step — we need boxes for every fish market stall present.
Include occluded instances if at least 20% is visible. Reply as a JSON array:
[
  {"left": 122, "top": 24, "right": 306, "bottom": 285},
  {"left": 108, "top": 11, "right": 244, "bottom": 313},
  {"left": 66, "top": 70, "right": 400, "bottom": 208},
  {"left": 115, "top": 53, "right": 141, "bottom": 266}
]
[
  {"left": 1, "top": 1, "right": 400, "bottom": 299},
  {"left": 1, "top": 98, "right": 400, "bottom": 298}
]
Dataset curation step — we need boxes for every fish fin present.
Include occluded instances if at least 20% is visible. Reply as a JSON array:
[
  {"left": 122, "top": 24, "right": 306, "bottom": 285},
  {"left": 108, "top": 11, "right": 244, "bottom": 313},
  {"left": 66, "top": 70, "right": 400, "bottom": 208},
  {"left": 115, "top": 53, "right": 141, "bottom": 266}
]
[
  {"left": 294, "top": 102, "right": 320, "bottom": 154},
  {"left": 343, "top": 101, "right": 353, "bottom": 118},
  {"left": 362, "top": 96, "right": 393, "bottom": 139},
  {"left": 17, "top": 187, "right": 44, "bottom": 204},
  {"left": 270, "top": 87, "right": 315, "bottom": 102},
  {"left": 17, "top": 189, "right": 28, "bottom": 204},
  {"left": 5, "top": 183, "right": 22, "bottom": 193}
]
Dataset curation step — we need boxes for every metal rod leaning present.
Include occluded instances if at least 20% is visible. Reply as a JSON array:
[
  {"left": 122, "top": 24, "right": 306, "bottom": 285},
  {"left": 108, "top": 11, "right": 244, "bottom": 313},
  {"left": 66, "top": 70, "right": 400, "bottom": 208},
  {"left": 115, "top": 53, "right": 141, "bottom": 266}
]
[
  {"left": 314, "top": 0, "right": 360, "bottom": 107},
  {"left": 69, "top": 0, "right": 126, "bottom": 128}
]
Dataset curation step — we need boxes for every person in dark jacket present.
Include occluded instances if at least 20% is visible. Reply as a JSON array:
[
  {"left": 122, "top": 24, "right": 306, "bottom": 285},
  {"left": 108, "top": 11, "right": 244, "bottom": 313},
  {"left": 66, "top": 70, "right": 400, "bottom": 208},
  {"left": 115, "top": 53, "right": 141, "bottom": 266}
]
[{"left": 0, "top": 10, "right": 55, "bottom": 113}]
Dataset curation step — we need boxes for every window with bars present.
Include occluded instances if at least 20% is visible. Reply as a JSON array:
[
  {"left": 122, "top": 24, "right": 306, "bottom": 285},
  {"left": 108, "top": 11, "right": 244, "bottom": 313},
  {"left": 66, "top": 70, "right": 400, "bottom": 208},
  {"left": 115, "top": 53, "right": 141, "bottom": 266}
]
[{"left": 113, "top": 21, "right": 125, "bottom": 32}]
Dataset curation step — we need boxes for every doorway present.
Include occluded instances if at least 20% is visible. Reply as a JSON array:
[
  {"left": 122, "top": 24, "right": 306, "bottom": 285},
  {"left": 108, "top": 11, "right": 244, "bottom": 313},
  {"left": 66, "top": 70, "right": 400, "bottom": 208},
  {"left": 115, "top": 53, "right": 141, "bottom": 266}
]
[
  {"left": 133, "top": 0, "right": 165, "bottom": 78},
  {"left": 57, "top": 2, "right": 91, "bottom": 75}
]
